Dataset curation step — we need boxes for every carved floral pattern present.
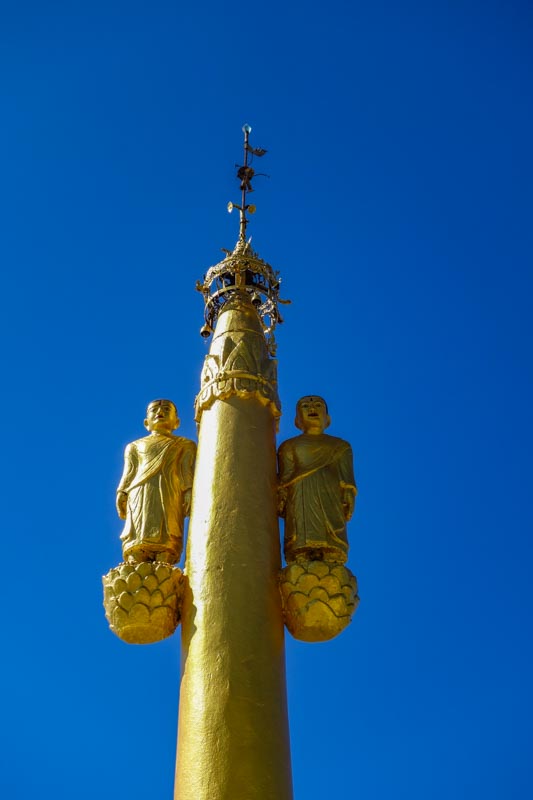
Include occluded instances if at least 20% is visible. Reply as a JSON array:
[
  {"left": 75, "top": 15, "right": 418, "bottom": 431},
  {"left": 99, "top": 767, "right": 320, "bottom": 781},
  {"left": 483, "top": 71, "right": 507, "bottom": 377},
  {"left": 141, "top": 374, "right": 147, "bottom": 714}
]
[
  {"left": 279, "top": 560, "right": 359, "bottom": 642},
  {"left": 103, "top": 561, "right": 182, "bottom": 644}
]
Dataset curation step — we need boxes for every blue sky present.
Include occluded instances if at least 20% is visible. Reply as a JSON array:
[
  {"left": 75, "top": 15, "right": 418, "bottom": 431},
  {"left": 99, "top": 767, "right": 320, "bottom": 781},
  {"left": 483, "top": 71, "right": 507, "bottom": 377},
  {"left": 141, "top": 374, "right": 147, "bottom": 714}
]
[{"left": 1, "top": 1, "right": 532, "bottom": 798}]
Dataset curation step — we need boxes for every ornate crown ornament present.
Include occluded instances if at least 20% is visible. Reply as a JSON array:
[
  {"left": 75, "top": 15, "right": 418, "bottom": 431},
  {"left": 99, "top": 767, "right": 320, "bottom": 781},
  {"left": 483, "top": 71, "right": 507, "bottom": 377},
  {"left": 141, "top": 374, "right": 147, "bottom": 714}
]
[
  {"left": 196, "top": 237, "right": 288, "bottom": 356},
  {"left": 196, "top": 124, "right": 289, "bottom": 356}
]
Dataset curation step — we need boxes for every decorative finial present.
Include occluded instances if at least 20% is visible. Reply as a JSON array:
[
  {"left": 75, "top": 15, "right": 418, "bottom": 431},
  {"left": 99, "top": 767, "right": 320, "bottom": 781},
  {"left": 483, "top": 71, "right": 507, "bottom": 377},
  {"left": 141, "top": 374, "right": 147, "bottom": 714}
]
[
  {"left": 196, "top": 125, "right": 289, "bottom": 354},
  {"left": 227, "top": 123, "right": 268, "bottom": 241}
]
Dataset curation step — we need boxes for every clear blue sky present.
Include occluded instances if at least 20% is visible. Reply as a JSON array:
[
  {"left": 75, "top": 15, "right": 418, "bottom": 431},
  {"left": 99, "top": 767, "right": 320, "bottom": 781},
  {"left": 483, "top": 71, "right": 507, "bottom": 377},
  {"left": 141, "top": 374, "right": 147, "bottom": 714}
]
[{"left": 1, "top": 1, "right": 532, "bottom": 798}]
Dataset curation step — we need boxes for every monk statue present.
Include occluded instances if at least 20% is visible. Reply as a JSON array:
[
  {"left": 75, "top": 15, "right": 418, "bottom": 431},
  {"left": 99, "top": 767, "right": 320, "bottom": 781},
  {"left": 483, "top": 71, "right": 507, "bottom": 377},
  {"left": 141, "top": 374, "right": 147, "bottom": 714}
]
[
  {"left": 116, "top": 399, "right": 196, "bottom": 564},
  {"left": 277, "top": 396, "right": 357, "bottom": 564}
]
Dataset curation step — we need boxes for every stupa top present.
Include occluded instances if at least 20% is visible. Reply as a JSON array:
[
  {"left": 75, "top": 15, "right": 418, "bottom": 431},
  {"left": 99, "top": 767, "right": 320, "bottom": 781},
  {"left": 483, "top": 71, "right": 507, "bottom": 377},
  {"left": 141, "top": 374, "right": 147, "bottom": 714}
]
[{"left": 196, "top": 124, "right": 289, "bottom": 356}]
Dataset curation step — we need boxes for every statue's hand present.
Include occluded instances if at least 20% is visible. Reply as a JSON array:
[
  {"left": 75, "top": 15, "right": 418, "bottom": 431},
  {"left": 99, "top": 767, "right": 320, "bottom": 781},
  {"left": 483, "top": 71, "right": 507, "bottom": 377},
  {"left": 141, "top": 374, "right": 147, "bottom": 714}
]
[
  {"left": 277, "top": 486, "right": 287, "bottom": 518},
  {"left": 183, "top": 488, "right": 192, "bottom": 518},
  {"left": 116, "top": 491, "right": 128, "bottom": 520},
  {"left": 342, "top": 489, "right": 355, "bottom": 521}
]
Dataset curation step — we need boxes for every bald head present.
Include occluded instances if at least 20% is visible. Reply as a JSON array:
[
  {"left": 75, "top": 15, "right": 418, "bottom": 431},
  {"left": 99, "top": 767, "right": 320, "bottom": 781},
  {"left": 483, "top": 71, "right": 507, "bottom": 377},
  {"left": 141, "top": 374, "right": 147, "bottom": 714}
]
[
  {"left": 144, "top": 399, "right": 180, "bottom": 435},
  {"left": 295, "top": 396, "right": 331, "bottom": 433}
]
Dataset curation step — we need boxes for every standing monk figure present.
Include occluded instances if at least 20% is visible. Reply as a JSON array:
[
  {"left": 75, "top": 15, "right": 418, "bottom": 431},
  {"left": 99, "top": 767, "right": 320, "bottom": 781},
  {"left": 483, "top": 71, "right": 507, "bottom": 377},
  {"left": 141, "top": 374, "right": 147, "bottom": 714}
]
[
  {"left": 116, "top": 399, "right": 196, "bottom": 564},
  {"left": 278, "top": 396, "right": 357, "bottom": 564}
]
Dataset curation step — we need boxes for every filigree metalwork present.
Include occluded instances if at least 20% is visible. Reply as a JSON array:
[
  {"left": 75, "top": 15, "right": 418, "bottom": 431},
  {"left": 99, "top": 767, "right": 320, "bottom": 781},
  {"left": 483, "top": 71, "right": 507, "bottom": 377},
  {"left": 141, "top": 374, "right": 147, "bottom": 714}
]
[
  {"left": 196, "top": 125, "right": 289, "bottom": 356},
  {"left": 196, "top": 238, "right": 288, "bottom": 356}
]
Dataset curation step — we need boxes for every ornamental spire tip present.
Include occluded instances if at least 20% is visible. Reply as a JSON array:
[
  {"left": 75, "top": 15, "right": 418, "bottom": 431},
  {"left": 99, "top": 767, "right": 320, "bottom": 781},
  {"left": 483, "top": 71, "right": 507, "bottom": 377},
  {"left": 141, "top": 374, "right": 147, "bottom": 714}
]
[
  {"left": 227, "top": 123, "right": 268, "bottom": 241},
  {"left": 196, "top": 125, "right": 289, "bottom": 356}
]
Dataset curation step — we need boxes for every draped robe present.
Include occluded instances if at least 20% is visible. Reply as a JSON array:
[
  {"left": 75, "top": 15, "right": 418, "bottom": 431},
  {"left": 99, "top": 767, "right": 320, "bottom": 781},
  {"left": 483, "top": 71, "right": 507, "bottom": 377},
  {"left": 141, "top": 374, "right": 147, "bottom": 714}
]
[
  {"left": 278, "top": 433, "right": 356, "bottom": 563},
  {"left": 117, "top": 433, "right": 196, "bottom": 562}
]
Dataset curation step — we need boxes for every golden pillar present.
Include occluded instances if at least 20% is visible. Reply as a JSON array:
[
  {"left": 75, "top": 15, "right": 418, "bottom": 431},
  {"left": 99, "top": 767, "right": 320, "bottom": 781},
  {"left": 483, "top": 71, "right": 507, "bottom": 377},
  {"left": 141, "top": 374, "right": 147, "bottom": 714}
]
[
  {"left": 173, "top": 126, "right": 294, "bottom": 796},
  {"left": 175, "top": 286, "right": 292, "bottom": 799},
  {"left": 103, "top": 125, "right": 359, "bottom": 800}
]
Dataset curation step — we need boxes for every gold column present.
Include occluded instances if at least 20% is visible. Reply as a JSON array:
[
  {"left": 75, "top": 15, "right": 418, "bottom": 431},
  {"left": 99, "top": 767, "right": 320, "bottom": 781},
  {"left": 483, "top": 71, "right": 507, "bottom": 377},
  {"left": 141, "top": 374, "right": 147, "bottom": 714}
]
[
  {"left": 174, "top": 294, "right": 293, "bottom": 800},
  {"left": 102, "top": 125, "right": 357, "bottom": 798}
]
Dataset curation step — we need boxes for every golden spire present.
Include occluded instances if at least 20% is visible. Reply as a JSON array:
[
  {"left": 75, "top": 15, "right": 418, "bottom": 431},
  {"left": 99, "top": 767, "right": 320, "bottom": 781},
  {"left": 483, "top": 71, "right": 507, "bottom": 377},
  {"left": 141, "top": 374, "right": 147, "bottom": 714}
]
[
  {"left": 229, "top": 122, "right": 266, "bottom": 240},
  {"left": 196, "top": 124, "right": 289, "bottom": 355},
  {"left": 103, "top": 122, "right": 359, "bottom": 800},
  {"left": 175, "top": 124, "right": 293, "bottom": 800}
]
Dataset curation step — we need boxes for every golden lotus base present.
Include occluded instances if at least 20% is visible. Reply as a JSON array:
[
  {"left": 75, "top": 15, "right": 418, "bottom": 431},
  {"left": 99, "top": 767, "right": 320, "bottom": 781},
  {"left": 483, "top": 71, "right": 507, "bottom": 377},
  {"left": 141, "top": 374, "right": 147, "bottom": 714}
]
[
  {"left": 102, "top": 561, "right": 183, "bottom": 644},
  {"left": 279, "top": 560, "right": 359, "bottom": 642}
]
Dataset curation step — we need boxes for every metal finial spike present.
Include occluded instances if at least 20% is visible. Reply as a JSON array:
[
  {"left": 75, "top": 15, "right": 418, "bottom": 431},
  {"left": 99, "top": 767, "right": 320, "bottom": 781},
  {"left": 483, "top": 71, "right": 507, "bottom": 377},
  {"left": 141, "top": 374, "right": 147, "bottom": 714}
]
[
  {"left": 240, "top": 124, "right": 252, "bottom": 239},
  {"left": 228, "top": 124, "right": 268, "bottom": 241},
  {"left": 197, "top": 126, "right": 286, "bottom": 351}
]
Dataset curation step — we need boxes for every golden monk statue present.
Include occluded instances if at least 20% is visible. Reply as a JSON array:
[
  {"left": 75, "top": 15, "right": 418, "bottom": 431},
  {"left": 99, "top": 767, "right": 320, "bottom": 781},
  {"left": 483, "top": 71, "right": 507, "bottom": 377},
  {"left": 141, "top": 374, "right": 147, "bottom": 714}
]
[
  {"left": 116, "top": 399, "right": 196, "bottom": 564},
  {"left": 278, "top": 396, "right": 357, "bottom": 564}
]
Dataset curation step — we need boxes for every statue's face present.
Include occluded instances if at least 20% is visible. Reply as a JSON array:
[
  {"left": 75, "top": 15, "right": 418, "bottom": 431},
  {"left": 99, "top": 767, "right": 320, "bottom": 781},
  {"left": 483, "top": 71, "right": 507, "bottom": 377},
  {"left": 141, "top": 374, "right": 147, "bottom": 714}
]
[
  {"left": 145, "top": 400, "right": 179, "bottom": 434},
  {"left": 296, "top": 396, "right": 330, "bottom": 433}
]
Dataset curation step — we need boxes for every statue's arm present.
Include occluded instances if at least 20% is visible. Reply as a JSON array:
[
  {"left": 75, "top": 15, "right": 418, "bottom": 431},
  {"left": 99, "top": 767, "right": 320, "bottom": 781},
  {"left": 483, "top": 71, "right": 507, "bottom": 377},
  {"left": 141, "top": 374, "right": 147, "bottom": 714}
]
[
  {"left": 341, "top": 485, "right": 356, "bottom": 521},
  {"left": 116, "top": 443, "right": 137, "bottom": 519},
  {"left": 116, "top": 492, "right": 127, "bottom": 519},
  {"left": 179, "top": 441, "right": 197, "bottom": 518},
  {"left": 277, "top": 486, "right": 287, "bottom": 518},
  {"left": 339, "top": 444, "right": 357, "bottom": 521},
  {"left": 277, "top": 442, "right": 295, "bottom": 517}
]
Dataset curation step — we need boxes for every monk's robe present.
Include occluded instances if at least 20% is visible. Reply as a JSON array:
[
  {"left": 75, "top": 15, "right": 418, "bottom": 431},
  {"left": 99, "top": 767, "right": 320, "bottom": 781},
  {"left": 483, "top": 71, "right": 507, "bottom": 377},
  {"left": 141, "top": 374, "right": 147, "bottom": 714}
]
[
  {"left": 117, "top": 433, "right": 196, "bottom": 562},
  {"left": 278, "top": 433, "right": 356, "bottom": 563}
]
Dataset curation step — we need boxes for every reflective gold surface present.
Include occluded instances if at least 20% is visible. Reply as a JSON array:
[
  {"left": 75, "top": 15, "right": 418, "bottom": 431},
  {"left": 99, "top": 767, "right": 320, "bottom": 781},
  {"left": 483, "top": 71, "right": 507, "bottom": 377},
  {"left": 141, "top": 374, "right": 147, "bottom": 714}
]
[
  {"left": 175, "top": 292, "right": 293, "bottom": 800},
  {"left": 103, "top": 126, "right": 362, "bottom": 796},
  {"left": 196, "top": 233, "right": 289, "bottom": 357},
  {"left": 195, "top": 291, "right": 281, "bottom": 423},
  {"left": 117, "top": 400, "right": 196, "bottom": 564},
  {"left": 278, "top": 396, "right": 357, "bottom": 564},
  {"left": 280, "top": 560, "right": 359, "bottom": 642},
  {"left": 103, "top": 561, "right": 182, "bottom": 644},
  {"left": 103, "top": 221, "right": 359, "bottom": 794},
  {"left": 277, "top": 396, "right": 359, "bottom": 641}
]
